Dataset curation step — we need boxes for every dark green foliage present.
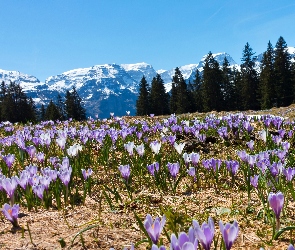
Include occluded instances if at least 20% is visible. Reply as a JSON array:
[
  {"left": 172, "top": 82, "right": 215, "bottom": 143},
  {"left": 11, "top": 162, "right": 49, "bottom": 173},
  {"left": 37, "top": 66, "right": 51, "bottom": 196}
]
[
  {"left": 191, "top": 69, "right": 203, "bottom": 112},
  {"left": 136, "top": 76, "right": 150, "bottom": 116},
  {"left": 0, "top": 81, "right": 37, "bottom": 123},
  {"left": 200, "top": 52, "right": 223, "bottom": 112},
  {"left": 149, "top": 74, "right": 170, "bottom": 115},
  {"left": 222, "top": 57, "right": 237, "bottom": 111},
  {"left": 65, "top": 87, "right": 87, "bottom": 121},
  {"left": 259, "top": 41, "right": 275, "bottom": 109},
  {"left": 170, "top": 67, "right": 191, "bottom": 114},
  {"left": 56, "top": 94, "right": 66, "bottom": 120},
  {"left": 240, "top": 43, "right": 259, "bottom": 110},
  {"left": 44, "top": 100, "right": 62, "bottom": 121},
  {"left": 273, "top": 36, "right": 293, "bottom": 107}
]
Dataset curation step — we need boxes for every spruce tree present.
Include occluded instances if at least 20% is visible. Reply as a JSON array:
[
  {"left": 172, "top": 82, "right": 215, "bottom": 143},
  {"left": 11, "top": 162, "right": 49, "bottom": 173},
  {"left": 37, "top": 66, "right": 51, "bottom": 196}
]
[
  {"left": 136, "top": 76, "right": 150, "bottom": 116},
  {"left": 171, "top": 67, "right": 190, "bottom": 114},
  {"left": 259, "top": 41, "right": 275, "bottom": 109},
  {"left": 44, "top": 100, "right": 61, "bottom": 121},
  {"left": 65, "top": 87, "right": 86, "bottom": 121},
  {"left": 192, "top": 69, "right": 203, "bottom": 112},
  {"left": 56, "top": 94, "right": 66, "bottom": 120},
  {"left": 222, "top": 57, "right": 236, "bottom": 111},
  {"left": 273, "top": 36, "right": 293, "bottom": 107},
  {"left": 240, "top": 43, "right": 259, "bottom": 110},
  {"left": 201, "top": 52, "right": 223, "bottom": 112},
  {"left": 149, "top": 74, "right": 170, "bottom": 115}
]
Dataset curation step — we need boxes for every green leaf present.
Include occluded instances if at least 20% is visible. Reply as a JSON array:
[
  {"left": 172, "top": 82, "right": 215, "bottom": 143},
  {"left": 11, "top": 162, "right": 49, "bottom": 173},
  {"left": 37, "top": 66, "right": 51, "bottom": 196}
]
[{"left": 274, "top": 226, "right": 295, "bottom": 240}]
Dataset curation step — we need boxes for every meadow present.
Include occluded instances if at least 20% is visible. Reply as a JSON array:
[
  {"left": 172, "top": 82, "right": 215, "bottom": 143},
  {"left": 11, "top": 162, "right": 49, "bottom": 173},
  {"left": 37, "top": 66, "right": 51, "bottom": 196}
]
[{"left": 1, "top": 106, "right": 295, "bottom": 249}]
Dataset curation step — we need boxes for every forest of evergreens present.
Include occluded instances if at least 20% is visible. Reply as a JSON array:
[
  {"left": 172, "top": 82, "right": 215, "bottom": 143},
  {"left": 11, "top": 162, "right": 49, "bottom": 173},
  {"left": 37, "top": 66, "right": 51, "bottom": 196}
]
[
  {"left": 0, "top": 83, "right": 86, "bottom": 123},
  {"left": 136, "top": 36, "right": 295, "bottom": 116}
]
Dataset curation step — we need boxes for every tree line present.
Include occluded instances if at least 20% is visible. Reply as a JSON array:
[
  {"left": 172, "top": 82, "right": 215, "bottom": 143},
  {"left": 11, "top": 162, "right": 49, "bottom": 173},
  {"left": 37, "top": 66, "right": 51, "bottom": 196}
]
[
  {"left": 0, "top": 82, "right": 86, "bottom": 123},
  {"left": 136, "top": 36, "right": 295, "bottom": 115}
]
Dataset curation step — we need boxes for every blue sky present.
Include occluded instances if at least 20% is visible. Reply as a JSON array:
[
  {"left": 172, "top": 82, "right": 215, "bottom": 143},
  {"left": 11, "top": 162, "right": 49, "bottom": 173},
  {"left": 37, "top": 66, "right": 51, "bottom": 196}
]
[{"left": 1, "top": 0, "right": 294, "bottom": 82}]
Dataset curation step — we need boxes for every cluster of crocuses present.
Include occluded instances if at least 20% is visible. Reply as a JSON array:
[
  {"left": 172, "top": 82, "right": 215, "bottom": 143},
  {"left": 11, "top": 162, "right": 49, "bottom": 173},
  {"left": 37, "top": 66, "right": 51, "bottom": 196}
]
[
  {"left": 143, "top": 214, "right": 239, "bottom": 250},
  {"left": 0, "top": 111, "right": 295, "bottom": 248}
]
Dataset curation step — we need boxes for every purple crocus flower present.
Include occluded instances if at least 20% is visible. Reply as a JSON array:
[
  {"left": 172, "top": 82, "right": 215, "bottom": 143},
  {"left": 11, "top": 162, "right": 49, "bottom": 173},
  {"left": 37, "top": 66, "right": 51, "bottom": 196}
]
[
  {"left": 2, "top": 154, "right": 15, "bottom": 169},
  {"left": 187, "top": 167, "right": 195, "bottom": 177},
  {"left": 118, "top": 165, "right": 130, "bottom": 181},
  {"left": 246, "top": 140, "right": 254, "bottom": 151},
  {"left": 82, "top": 168, "right": 93, "bottom": 180},
  {"left": 167, "top": 162, "right": 180, "bottom": 179},
  {"left": 144, "top": 214, "right": 166, "bottom": 244},
  {"left": 40, "top": 176, "right": 51, "bottom": 190},
  {"left": 147, "top": 162, "right": 159, "bottom": 176},
  {"left": 36, "top": 152, "right": 45, "bottom": 163},
  {"left": 268, "top": 191, "right": 284, "bottom": 230},
  {"left": 193, "top": 217, "right": 215, "bottom": 250},
  {"left": 151, "top": 244, "right": 166, "bottom": 250},
  {"left": 283, "top": 167, "right": 295, "bottom": 181},
  {"left": 26, "top": 145, "right": 36, "bottom": 159},
  {"left": 288, "top": 244, "right": 295, "bottom": 250},
  {"left": 219, "top": 220, "right": 239, "bottom": 250},
  {"left": 33, "top": 184, "right": 45, "bottom": 199},
  {"left": 28, "top": 174, "right": 40, "bottom": 187},
  {"left": 2, "top": 203, "right": 19, "bottom": 227},
  {"left": 170, "top": 227, "right": 198, "bottom": 250},
  {"left": 190, "top": 152, "right": 200, "bottom": 165},
  {"left": 1, "top": 176, "right": 18, "bottom": 198},
  {"left": 250, "top": 175, "right": 259, "bottom": 188},
  {"left": 58, "top": 167, "right": 72, "bottom": 186},
  {"left": 17, "top": 170, "right": 29, "bottom": 190}
]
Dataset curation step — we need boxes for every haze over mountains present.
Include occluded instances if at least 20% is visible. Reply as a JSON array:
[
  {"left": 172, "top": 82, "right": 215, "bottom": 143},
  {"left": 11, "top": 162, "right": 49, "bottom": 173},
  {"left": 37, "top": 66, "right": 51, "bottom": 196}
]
[{"left": 1, "top": 48, "right": 295, "bottom": 118}]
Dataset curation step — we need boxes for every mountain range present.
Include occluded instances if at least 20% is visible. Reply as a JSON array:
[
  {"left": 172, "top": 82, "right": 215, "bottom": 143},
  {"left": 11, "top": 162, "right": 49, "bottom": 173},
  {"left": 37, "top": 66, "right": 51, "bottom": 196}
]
[{"left": 1, "top": 48, "right": 295, "bottom": 118}]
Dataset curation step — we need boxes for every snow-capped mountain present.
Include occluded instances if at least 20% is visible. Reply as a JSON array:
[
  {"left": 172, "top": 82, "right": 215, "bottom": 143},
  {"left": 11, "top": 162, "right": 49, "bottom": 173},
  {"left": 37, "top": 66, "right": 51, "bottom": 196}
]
[{"left": 0, "top": 48, "right": 294, "bottom": 118}]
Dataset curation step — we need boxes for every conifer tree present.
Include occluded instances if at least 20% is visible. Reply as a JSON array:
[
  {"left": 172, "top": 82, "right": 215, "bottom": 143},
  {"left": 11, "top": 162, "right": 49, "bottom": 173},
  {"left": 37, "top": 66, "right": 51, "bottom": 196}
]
[
  {"left": 192, "top": 69, "right": 203, "bottom": 112},
  {"left": 136, "top": 76, "right": 150, "bottom": 116},
  {"left": 273, "top": 36, "right": 293, "bottom": 106},
  {"left": 0, "top": 81, "right": 36, "bottom": 123},
  {"left": 170, "top": 67, "right": 190, "bottom": 114},
  {"left": 56, "top": 94, "right": 66, "bottom": 120},
  {"left": 201, "top": 52, "right": 223, "bottom": 112},
  {"left": 45, "top": 100, "right": 61, "bottom": 121},
  {"left": 259, "top": 41, "right": 275, "bottom": 109},
  {"left": 169, "top": 81, "right": 177, "bottom": 114},
  {"left": 240, "top": 43, "right": 259, "bottom": 110},
  {"left": 149, "top": 74, "right": 170, "bottom": 115},
  {"left": 65, "top": 87, "right": 86, "bottom": 121},
  {"left": 222, "top": 57, "right": 236, "bottom": 111}
]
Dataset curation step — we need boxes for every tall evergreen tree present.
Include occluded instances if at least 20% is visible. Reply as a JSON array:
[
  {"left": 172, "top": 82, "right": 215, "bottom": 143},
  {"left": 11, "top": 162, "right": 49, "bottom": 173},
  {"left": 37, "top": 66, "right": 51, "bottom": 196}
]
[
  {"left": 149, "top": 74, "right": 170, "bottom": 115},
  {"left": 170, "top": 67, "right": 190, "bottom": 114},
  {"left": 0, "top": 81, "right": 36, "bottom": 123},
  {"left": 192, "top": 69, "right": 203, "bottom": 112},
  {"left": 222, "top": 57, "right": 236, "bottom": 111},
  {"left": 56, "top": 94, "right": 66, "bottom": 120},
  {"left": 259, "top": 41, "right": 275, "bottom": 109},
  {"left": 201, "top": 52, "right": 223, "bottom": 112},
  {"left": 169, "top": 81, "right": 177, "bottom": 114},
  {"left": 65, "top": 87, "right": 86, "bottom": 121},
  {"left": 136, "top": 76, "right": 150, "bottom": 116},
  {"left": 45, "top": 100, "right": 61, "bottom": 121},
  {"left": 240, "top": 43, "right": 259, "bottom": 110},
  {"left": 273, "top": 36, "right": 292, "bottom": 106}
]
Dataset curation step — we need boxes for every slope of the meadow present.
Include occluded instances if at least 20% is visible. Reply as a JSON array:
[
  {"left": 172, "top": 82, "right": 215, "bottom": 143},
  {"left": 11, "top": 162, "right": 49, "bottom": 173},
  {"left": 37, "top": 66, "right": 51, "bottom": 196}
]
[{"left": 1, "top": 105, "right": 295, "bottom": 249}]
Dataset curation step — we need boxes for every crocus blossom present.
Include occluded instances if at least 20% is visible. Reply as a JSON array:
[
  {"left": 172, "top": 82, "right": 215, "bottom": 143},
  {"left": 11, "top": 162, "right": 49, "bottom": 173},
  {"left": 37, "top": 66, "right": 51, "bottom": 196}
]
[
  {"left": 219, "top": 220, "right": 239, "bottom": 250},
  {"left": 170, "top": 227, "right": 198, "bottom": 250},
  {"left": 118, "top": 165, "right": 131, "bottom": 181},
  {"left": 193, "top": 217, "right": 215, "bottom": 250},
  {"left": 144, "top": 214, "right": 166, "bottom": 244},
  {"left": 2, "top": 203, "right": 19, "bottom": 227}
]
